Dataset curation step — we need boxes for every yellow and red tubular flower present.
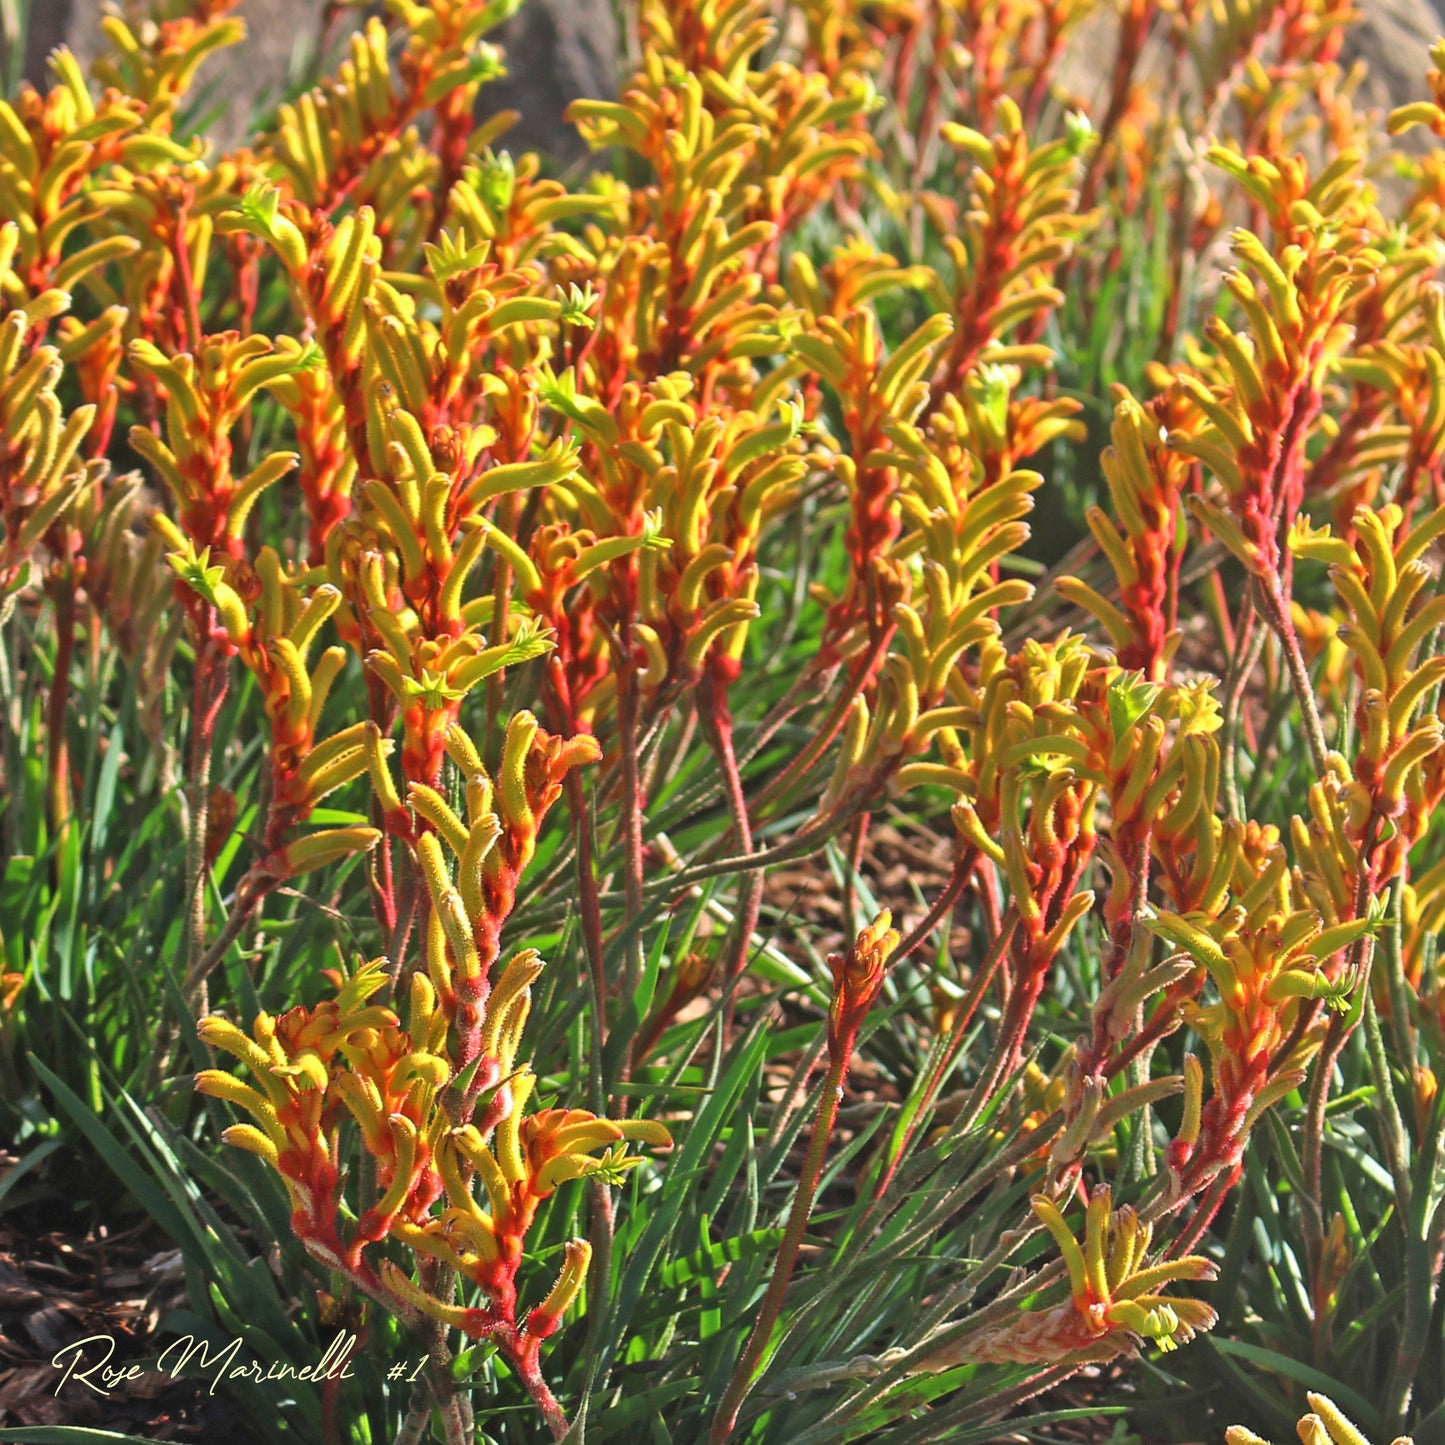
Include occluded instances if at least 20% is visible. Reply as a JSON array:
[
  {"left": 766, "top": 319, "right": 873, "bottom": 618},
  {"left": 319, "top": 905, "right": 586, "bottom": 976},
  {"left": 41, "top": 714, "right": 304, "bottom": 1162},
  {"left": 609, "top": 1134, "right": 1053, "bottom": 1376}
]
[
  {"left": 1026, "top": 1189, "right": 1216, "bottom": 1357},
  {"left": 403, "top": 1091, "right": 669, "bottom": 1332},
  {"left": 943, "top": 1188, "right": 1216, "bottom": 1366},
  {"left": 1390, "top": 39, "right": 1445, "bottom": 142},
  {"left": 1057, "top": 392, "right": 1192, "bottom": 682},
  {"left": 522, "top": 1239, "right": 593, "bottom": 1345},
  {"left": 0, "top": 58, "right": 150, "bottom": 302},
  {"left": 335, "top": 395, "right": 573, "bottom": 790},
  {"left": 197, "top": 939, "right": 670, "bottom": 1413},
  {"left": 56, "top": 306, "right": 128, "bottom": 458},
  {"left": 1167, "top": 151, "right": 1378, "bottom": 607},
  {"left": 270, "top": 361, "right": 357, "bottom": 563},
  {"left": 1145, "top": 857, "right": 1373, "bottom": 1188},
  {"left": 930, "top": 96, "right": 1091, "bottom": 416},
  {"left": 411, "top": 716, "right": 601, "bottom": 1080},
  {"left": 1290, "top": 505, "right": 1445, "bottom": 883},
  {"left": 196, "top": 958, "right": 443, "bottom": 1277},
  {"left": 129, "top": 332, "right": 312, "bottom": 562},
  {"left": 826, "top": 909, "right": 902, "bottom": 1056},
  {"left": 525, "top": 522, "right": 610, "bottom": 728},
  {"left": 1228, "top": 1390, "right": 1412, "bottom": 1445},
  {"left": 0, "top": 316, "right": 97, "bottom": 600},
  {"left": 896, "top": 635, "right": 1105, "bottom": 1071},
  {"left": 786, "top": 304, "right": 950, "bottom": 653},
  {"left": 1059, "top": 671, "right": 1221, "bottom": 1078},
  {"left": 986, "top": 663, "right": 1102, "bottom": 1062},
  {"left": 152, "top": 535, "right": 380, "bottom": 873}
]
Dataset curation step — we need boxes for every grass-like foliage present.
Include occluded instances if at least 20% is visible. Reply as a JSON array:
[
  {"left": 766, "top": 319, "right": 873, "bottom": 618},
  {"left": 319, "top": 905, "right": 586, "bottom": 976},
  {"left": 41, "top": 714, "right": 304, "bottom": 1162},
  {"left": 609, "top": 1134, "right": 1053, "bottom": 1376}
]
[{"left": 5, "top": 0, "right": 1445, "bottom": 1441}]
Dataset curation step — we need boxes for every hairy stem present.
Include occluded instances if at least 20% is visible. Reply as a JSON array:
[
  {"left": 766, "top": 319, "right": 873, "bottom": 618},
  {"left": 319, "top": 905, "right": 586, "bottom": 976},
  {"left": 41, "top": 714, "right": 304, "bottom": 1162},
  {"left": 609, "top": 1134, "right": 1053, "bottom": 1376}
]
[
  {"left": 183, "top": 631, "right": 228, "bottom": 1004},
  {"left": 182, "top": 873, "right": 272, "bottom": 994},
  {"left": 699, "top": 671, "right": 763, "bottom": 1033},
  {"left": 1303, "top": 812, "right": 1381, "bottom": 1274},
  {"left": 44, "top": 577, "right": 75, "bottom": 854},
  {"left": 1218, "top": 590, "right": 1262, "bottom": 820},
  {"left": 710, "top": 1041, "right": 852, "bottom": 1442},
  {"left": 1257, "top": 573, "right": 1329, "bottom": 778},
  {"left": 513, "top": 1343, "right": 572, "bottom": 1441},
  {"left": 615, "top": 642, "right": 646, "bottom": 1006},
  {"left": 891, "top": 847, "right": 976, "bottom": 966},
  {"left": 392, "top": 1397, "right": 431, "bottom": 1445}
]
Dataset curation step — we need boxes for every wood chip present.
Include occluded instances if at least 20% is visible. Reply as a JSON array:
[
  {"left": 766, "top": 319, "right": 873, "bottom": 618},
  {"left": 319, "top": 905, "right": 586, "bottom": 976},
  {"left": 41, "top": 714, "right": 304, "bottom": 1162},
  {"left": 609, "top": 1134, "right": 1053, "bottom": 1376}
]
[{"left": 22, "top": 1305, "right": 69, "bottom": 1353}]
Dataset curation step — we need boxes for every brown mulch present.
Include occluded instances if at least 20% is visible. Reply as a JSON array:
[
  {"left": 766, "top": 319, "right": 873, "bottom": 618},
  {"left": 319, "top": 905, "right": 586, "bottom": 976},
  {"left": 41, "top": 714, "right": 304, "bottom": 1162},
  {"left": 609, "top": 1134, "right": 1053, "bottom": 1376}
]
[
  {"left": 0, "top": 1184, "right": 254, "bottom": 1440},
  {"left": 764, "top": 814, "right": 970, "bottom": 968}
]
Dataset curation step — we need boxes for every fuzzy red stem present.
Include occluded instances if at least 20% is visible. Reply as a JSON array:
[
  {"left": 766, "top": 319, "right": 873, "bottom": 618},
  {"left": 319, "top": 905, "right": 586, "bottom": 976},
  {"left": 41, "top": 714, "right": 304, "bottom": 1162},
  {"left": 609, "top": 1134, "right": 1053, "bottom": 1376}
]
[{"left": 709, "top": 1041, "right": 853, "bottom": 1443}]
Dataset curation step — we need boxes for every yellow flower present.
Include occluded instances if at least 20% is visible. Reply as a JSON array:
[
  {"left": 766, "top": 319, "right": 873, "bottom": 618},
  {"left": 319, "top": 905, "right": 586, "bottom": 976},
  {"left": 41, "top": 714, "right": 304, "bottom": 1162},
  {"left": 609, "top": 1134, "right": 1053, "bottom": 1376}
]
[
  {"left": 1227, "top": 1392, "right": 1412, "bottom": 1445},
  {"left": 935, "top": 1187, "right": 1217, "bottom": 1367}
]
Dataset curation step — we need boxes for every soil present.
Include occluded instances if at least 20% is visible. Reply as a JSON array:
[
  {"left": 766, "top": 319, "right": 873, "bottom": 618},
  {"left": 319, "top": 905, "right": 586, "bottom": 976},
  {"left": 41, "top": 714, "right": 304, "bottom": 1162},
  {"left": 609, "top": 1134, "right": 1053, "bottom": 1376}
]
[{"left": 0, "top": 1196, "right": 254, "bottom": 1441}]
